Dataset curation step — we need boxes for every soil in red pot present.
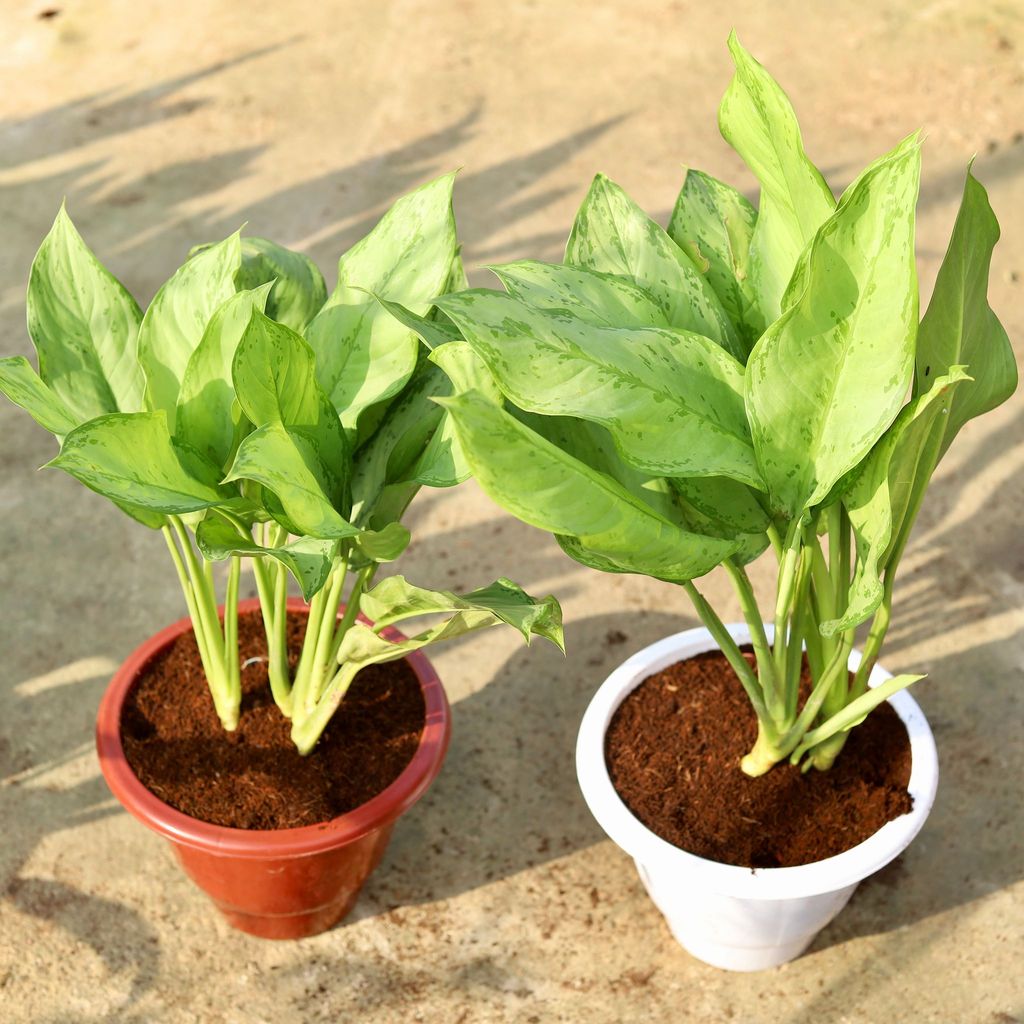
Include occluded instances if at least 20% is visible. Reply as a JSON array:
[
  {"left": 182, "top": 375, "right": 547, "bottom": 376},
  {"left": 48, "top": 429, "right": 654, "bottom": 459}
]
[
  {"left": 121, "top": 609, "right": 425, "bottom": 830},
  {"left": 605, "top": 648, "right": 913, "bottom": 868}
]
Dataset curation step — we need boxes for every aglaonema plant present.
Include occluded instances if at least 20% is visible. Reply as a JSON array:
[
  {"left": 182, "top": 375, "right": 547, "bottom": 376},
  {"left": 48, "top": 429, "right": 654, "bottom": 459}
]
[
  {"left": 389, "top": 34, "right": 1016, "bottom": 776},
  {"left": 1, "top": 173, "right": 562, "bottom": 755}
]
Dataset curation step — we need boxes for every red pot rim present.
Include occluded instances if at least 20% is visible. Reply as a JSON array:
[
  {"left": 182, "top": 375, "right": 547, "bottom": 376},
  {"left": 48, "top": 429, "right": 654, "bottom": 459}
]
[{"left": 96, "top": 597, "right": 451, "bottom": 859}]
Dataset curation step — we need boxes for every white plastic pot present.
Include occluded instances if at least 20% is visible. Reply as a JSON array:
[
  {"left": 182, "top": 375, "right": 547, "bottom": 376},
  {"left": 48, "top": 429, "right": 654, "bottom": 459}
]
[{"left": 576, "top": 624, "right": 939, "bottom": 972}]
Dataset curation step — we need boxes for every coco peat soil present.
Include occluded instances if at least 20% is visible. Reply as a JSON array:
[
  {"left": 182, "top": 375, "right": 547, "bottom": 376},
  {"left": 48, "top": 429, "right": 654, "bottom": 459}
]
[
  {"left": 605, "top": 648, "right": 912, "bottom": 868},
  {"left": 121, "top": 609, "right": 425, "bottom": 829}
]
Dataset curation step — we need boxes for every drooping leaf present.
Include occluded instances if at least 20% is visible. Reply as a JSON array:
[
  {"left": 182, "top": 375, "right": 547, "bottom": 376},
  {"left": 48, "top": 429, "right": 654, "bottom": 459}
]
[
  {"left": 565, "top": 174, "right": 743, "bottom": 358},
  {"left": 0, "top": 356, "right": 77, "bottom": 437},
  {"left": 669, "top": 475, "right": 770, "bottom": 535},
  {"left": 671, "top": 489, "right": 770, "bottom": 566},
  {"left": 437, "top": 290, "right": 762, "bottom": 487},
  {"left": 745, "top": 134, "right": 922, "bottom": 518},
  {"left": 718, "top": 31, "right": 836, "bottom": 320},
  {"left": 490, "top": 259, "right": 669, "bottom": 328},
  {"left": 138, "top": 232, "right": 241, "bottom": 428},
  {"left": 360, "top": 574, "right": 564, "bottom": 648},
  {"left": 234, "top": 237, "right": 327, "bottom": 332},
  {"left": 304, "top": 173, "right": 458, "bottom": 438},
  {"left": 292, "top": 573, "right": 563, "bottom": 751},
  {"left": 821, "top": 368, "right": 970, "bottom": 636},
  {"left": 195, "top": 515, "right": 337, "bottom": 601},
  {"left": 175, "top": 285, "right": 272, "bottom": 469},
  {"left": 667, "top": 168, "right": 764, "bottom": 352},
  {"left": 27, "top": 204, "right": 145, "bottom": 420},
  {"left": 913, "top": 168, "right": 1017, "bottom": 456},
  {"left": 437, "top": 390, "right": 737, "bottom": 581},
  {"left": 48, "top": 412, "right": 225, "bottom": 514}
]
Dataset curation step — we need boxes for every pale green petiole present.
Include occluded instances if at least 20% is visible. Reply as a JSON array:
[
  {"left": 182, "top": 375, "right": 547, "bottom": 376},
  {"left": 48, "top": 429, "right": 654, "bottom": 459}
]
[{"left": 162, "top": 515, "right": 241, "bottom": 731}]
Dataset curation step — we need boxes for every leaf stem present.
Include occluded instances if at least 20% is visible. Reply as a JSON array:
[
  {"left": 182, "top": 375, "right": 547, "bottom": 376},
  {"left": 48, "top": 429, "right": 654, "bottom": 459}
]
[
  {"left": 772, "top": 519, "right": 803, "bottom": 692},
  {"left": 722, "top": 559, "right": 779, "bottom": 720},
  {"left": 851, "top": 572, "right": 894, "bottom": 698},
  {"left": 164, "top": 517, "right": 238, "bottom": 730},
  {"left": 779, "top": 633, "right": 853, "bottom": 753},
  {"left": 291, "top": 562, "right": 375, "bottom": 754},
  {"left": 682, "top": 579, "right": 768, "bottom": 722},
  {"left": 224, "top": 555, "right": 241, "bottom": 697},
  {"left": 784, "top": 546, "right": 812, "bottom": 720}
]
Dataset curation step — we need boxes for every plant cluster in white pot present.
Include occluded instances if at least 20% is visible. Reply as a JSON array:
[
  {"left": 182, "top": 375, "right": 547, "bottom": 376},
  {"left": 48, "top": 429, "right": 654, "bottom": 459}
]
[{"left": 389, "top": 33, "right": 1017, "bottom": 970}]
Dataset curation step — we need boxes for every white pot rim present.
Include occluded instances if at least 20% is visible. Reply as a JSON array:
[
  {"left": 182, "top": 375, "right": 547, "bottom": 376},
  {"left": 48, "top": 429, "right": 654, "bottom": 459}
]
[{"left": 576, "top": 624, "right": 939, "bottom": 901}]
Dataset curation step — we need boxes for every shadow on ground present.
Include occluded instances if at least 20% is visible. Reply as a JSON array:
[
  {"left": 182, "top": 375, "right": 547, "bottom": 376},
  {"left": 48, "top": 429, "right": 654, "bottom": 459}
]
[{"left": 355, "top": 608, "right": 687, "bottom": 915}]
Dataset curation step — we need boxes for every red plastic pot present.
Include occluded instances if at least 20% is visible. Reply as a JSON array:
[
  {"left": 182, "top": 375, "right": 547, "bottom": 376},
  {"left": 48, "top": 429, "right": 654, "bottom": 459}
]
[{"left": 96, "top": 597, "right": 451, "bottom": 940}]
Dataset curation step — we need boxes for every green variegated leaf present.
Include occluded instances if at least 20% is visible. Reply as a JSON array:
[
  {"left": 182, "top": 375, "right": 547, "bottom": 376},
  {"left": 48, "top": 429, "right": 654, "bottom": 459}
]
[
  {"left": 444, "top": 246, "right": 470, "bottom": 293},
  {"left": 138, "top": 232, "right": 241, "bottom": 428},
  {"left": 176, "top": 285, "right": 272, "bottom": 469},
  {"left": 566, "top": 174, "right": 742, "bottom": 358},
  {"left": 231, "top": 309, "right": 349, "bottom": 499},
  {"left": 669, "top": 475, "right": 770, "bottom": 535},
  {"left": 235, "top": 237, "right": 327, "bottom": 332},
  {"left": 291, "top": 572, "right": 564, "bottom": 753},
  {"left": 513, "top": 409, "right": 675, "bottom": 515},
  {"left": 414, "top": 341, "right": 503, "bottom": 487},
  {"left": 305, "top": 173, "right": 458, "bottom": 438},
  {"left": 27, "top": 205, "right": 145, "bottom": 420},
  {"left": 352, "top": 522, "right": 411, "bottom": 563},
  {"left": 672, "top": 489, "right": 770, "bottom": 566},
  {"left": 349, "top": 356, "right": 448, "bottom": 523},
  {"left": 437, "top": 290, "right": 761, "bottom": 487},
  {"left": 555, "top": 534, "right": 639, "bottom": 576},
  {"left": 745, "top": 134, "right": 922, "bottom": 518},
  {"left": 428, "top": 340, "right": 500, "bottom": 399},
  {"left": 360, "top": 574, "right": 563, "bottom": 648},
  {"left": 718, "top": 32, "right": 836, "bottom": 320},
  {"left": 376, "top": 297, "right": 463, "bottom": 350},
  {"left": 195, "top": 515, "right": 336, "bottom": 601},
  {"left": 822, "top": 367, "right": 971, "bottom": 636},
  {"left": 0, "top": 356, "right": 77, "bottom": 437},
  {"left": 438, "top": 390, "right": 737, "bottom": 581},
  {"left": 490, "top": 259, "right": 668, "bottom": 328},
  {"left": 667, "top": 168, "right": 764, "bottom": 352},
  {"left": 224, "top": 421, "right": 355, "bottom": 539},
  {"left": 48, "top": 412, "right": 225, "bottom": 513},
  {"left": 913, "top": 168, "right": 1017, "bottom": 456}
]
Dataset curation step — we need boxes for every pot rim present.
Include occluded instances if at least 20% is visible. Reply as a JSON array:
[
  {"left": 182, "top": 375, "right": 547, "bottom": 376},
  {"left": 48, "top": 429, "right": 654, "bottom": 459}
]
[
  {"left": 575, "top": 623, "right": 939, "bottom": 900},
  {"left": 96, "top": 597, "right": 451, "bottom": 859}
]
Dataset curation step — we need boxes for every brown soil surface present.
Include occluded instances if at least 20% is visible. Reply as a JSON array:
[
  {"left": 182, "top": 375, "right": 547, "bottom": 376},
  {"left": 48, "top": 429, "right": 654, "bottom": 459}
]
[
  {"left": 121, "top": 608, "right": 425, "bottom": 830},
  {"left": 605, "top": 648, "right": 913, "bottom": 868}
]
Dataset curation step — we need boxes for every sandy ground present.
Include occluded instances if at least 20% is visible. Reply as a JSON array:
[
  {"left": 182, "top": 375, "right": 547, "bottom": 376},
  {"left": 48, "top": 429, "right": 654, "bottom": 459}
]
[{"left": 0, "top": 1, "right": 1022, "bottom": 1021}]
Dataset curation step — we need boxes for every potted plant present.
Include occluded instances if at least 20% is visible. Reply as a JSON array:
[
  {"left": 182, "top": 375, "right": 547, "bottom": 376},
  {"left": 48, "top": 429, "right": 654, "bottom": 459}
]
[
  {"left": 388, "top": 35, "right": 1017, "bottom": 968},
  {"left": 0, "top": 173, "right": 562, "bottom": 939}
]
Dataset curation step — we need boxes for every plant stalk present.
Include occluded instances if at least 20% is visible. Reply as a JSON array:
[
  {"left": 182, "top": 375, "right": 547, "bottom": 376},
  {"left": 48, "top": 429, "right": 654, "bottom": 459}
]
[{"left": 682, "top": 580, "right": 768, "bottom": 722}]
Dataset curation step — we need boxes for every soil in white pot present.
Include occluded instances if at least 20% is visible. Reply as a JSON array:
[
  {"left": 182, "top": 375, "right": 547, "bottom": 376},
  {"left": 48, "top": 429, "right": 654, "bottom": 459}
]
[{"left": 604, "top": 647, "right": 912, "bottom": 868}]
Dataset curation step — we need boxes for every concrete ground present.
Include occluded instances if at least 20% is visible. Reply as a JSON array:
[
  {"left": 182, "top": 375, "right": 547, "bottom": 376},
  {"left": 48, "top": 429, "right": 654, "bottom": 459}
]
[{"left": 1, "top": 1, "right": 1022, "bottom": 1021}]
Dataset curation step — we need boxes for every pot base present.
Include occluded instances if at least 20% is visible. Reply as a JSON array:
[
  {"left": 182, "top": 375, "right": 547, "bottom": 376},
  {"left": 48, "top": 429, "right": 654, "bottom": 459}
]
[
  {"left": 171, "top": 821, "right": 396, "bottom": 940},
  {"left": 636, "top": 860, "right": 856, "bottom": 971}
]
